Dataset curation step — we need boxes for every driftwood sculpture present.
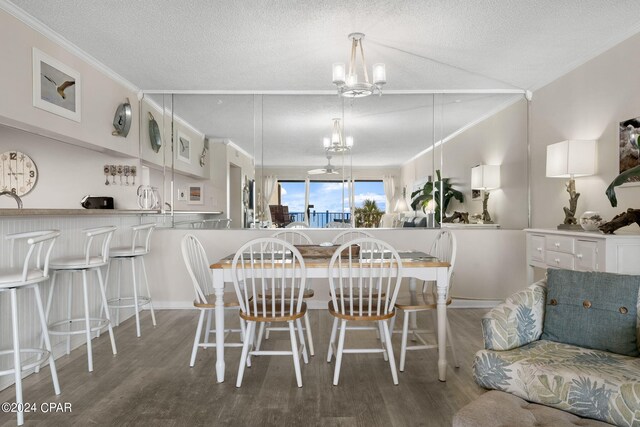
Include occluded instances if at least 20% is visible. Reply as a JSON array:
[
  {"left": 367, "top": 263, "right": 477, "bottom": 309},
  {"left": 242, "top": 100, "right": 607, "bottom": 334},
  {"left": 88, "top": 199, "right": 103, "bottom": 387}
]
[
  {"left": 442, "top": 211, "right": 469, "bottom": 224},
  {"left": 599, "top": 209, "right": 640, "bottom": 234},
  {"left": 563, "top": 179, "right": 579, "bottom": 225}
]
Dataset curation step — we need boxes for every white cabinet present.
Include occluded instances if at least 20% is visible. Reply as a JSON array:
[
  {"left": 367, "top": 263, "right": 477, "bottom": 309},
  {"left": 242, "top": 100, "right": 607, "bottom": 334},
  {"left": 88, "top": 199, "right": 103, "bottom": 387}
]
[{"left": 525, "top": 229, "right": 640, "bottom": 283}]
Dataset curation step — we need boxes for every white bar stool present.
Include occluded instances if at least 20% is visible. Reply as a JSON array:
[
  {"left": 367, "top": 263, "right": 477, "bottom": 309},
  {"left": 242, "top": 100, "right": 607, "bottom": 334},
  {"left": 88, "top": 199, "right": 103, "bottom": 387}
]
[
  {"left": 43, "top": 226, "right": 117, "bottom": 373},
  {"left": 104, "top": 223, "right": 157, "bottom": 337},
  {"left": 0, "top": 230, "right": 61, "bottom": 426}
]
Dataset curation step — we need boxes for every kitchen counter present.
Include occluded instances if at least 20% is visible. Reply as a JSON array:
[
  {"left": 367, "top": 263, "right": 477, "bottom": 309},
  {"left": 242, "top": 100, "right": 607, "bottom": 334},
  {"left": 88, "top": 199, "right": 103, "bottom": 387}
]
[{"left": 0, "top": 209, "right": 224, "bottom": 216}]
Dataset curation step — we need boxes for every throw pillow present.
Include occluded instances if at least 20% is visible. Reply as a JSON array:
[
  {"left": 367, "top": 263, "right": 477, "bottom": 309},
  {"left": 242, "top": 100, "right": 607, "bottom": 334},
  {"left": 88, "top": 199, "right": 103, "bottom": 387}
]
[{"left": 541, "top": 269, "right": 640, "bottom": 357}]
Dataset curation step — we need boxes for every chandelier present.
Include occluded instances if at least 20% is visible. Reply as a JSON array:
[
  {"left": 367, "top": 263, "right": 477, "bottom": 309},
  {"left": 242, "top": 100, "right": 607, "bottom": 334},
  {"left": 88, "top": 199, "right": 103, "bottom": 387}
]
[
  {"left": 332, "top": 32, "right": 386, "bottom": 98},
  {"left": 323, "top": 118, "right": 353, "bottom": 152}
]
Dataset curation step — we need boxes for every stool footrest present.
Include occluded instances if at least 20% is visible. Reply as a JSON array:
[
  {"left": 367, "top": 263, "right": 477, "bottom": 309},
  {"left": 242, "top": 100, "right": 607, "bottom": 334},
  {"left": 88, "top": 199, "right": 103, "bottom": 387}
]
[
  {"left": 48, "top": 318, "right": 110, "bottom": 335},
  {"left": 0, "top": 348, "right": 51, "bottom": 376},
  {"left": 107, "top": 296, "right": 151, "bottom": 309}
]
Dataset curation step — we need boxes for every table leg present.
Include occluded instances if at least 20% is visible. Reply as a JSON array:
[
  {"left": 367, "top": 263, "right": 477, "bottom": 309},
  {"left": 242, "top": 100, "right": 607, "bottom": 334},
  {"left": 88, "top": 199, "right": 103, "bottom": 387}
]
[
  {"left": 213, "top": 269, "right": 226, "bottom": 383},
  {"left": 408, "top": 277, "right": 418, "bottom": 330},
  {"left": 436, "top": 267, "right": 448, "bottom": 382}
]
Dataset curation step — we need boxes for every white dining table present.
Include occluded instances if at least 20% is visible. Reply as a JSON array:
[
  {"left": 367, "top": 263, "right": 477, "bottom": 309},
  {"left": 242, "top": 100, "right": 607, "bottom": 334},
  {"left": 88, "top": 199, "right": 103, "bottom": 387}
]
[{"left": 210, "top": 251, "right": 451, "bottom": 382}]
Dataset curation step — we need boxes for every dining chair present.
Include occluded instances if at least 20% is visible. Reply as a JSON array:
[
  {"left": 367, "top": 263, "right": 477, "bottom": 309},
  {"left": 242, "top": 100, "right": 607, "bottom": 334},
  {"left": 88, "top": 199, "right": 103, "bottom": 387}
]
[
  {"left": 256, "top": 229, "right": 315, "bottom": 356},
  {"left": 331, "top": 229, "right": 373, "bottom": 244},
  {"left": 181, "top": 234, "right": 245, "bottom": 367},
  {"left": 285, "top": 221, "right": 309, "bottom": 229},
  {"left": 391, "top": 230, "right": 459, "bottom": 371},
  {"left": 327, "top": 238, "right": 403, "bottom": 385},
  {"left": 232, "top": 238, "right": 308, "bottom": 387}
]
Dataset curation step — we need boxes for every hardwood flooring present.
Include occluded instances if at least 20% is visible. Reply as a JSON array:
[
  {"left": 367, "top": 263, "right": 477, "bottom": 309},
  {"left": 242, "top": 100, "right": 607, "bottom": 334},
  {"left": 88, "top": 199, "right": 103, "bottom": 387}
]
[{"left": 0, "top": 308, "right": 488, "bottom": 426}]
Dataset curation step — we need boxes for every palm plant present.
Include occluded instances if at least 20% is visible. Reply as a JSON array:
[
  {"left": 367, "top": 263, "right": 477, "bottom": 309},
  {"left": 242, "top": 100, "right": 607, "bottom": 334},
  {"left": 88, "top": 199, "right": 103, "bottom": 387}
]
[
  {"left": 354, "top": 199, "right": 384, "bottom": 228},
  {"left": 410, "top": 170, "right": 464, "bottom": 223}
]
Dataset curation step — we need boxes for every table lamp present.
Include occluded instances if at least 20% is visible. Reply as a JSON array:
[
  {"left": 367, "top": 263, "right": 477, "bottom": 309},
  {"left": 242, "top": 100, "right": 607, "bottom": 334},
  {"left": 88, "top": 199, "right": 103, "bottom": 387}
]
[
  {"left": 471, "top": 164, "right": 500, "bottom": 224},
  {"left": 546, "top": 140, "right": 596, "bottom": 229}
]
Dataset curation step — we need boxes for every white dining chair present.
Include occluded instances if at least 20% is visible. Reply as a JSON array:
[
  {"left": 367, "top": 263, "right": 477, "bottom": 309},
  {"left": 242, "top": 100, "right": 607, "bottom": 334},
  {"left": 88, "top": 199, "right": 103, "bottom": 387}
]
[
  {"left": 285, "top": 221, "right": 309, "bottom": 228},
  {"left": 181, "top": 234, "right": 245, "bottom": 367},
  {"left": 256, "top": 229, "right": 315, "bottom": 357},
  {"left": 331, "top": 229, "right": 373, "bottom": 245},
  {"left": 232, "top": 238, "right": 308, "bottom": 387},
  {"left": 391, "top": 230, "right": 459, "bottom": 371},
  {"left": 326, "top": 238, "right": 403, "bottom": 385}
]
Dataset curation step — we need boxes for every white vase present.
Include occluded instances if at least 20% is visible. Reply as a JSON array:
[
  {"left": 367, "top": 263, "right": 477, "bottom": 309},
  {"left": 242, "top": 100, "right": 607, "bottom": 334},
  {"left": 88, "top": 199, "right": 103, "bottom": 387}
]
[{"left": 579, "top": 211, "right": 604, "bottom": 231}]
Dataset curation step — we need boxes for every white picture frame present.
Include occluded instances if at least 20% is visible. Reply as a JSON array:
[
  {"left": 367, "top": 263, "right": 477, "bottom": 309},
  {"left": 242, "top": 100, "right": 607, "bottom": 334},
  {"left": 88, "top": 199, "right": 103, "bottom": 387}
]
[
  {"left": 177, "top": 131, "right": 191, "bottom": 163},
  {"left": 188, "top": 184, "right": 203, "bottom": 205},
  {"left": 32, "top": 48, "right": 81, "bottom": 122}
]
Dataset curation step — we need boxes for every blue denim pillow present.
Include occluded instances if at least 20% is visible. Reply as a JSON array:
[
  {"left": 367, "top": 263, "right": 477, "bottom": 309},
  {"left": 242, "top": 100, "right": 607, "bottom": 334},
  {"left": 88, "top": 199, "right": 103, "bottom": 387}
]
[{"left": 541, "top": 269, "right": 640, "bottom": 357}]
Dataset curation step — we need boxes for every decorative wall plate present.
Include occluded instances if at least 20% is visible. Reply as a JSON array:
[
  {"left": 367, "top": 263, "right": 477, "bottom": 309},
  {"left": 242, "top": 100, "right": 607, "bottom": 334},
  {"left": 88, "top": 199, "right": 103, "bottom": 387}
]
[
  {"left": 148, "top": 112, "right": 162, "bottom": 153},
  {"left": 112, "top": 98, "right": 132, "bottom": 137},
  {"left": 0, "top": 151, "right": 38, "bottom": 196}
]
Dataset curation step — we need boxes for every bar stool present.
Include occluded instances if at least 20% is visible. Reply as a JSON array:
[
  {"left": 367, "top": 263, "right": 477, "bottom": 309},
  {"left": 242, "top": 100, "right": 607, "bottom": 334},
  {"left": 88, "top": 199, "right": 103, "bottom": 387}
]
[
  {"left": 0, "top": 230, "right": 60, "bottom": 426},
  {"left": 44, "top": 226, "right": 117, "bottom": 373},
  {"left": 104, "top": 223, "right": 157, "bottom": 337}
]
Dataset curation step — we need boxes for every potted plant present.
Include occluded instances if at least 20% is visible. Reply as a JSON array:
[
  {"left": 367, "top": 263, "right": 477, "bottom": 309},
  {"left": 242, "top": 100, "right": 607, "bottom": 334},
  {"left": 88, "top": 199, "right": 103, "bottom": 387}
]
[
  {"left": 410, "top": 170, "right": 464, "bottom": 223},
  {"left": 354, "top": 199, "right": 384, "bottom": 228}
]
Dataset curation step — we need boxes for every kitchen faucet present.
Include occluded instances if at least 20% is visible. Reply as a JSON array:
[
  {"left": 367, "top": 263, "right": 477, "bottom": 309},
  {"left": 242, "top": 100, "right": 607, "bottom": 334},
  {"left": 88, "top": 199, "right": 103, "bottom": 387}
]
[{"left": 0, "top": 191, "right": 23, "bottom": 209}]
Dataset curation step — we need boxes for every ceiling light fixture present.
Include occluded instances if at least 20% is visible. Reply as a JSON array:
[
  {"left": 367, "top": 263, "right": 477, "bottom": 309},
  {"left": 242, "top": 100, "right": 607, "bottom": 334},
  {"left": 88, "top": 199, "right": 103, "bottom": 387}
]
[
  {"left": 323, "top": 118, "right": 353, "bottom": 152},
  {"left": 332, "top": 32, "right": 386, "bottom": 98}
]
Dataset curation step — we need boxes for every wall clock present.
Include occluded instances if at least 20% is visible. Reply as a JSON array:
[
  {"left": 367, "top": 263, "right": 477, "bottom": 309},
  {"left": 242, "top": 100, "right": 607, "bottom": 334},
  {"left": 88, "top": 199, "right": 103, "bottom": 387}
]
[{"left": 0, "top": 151, "right": 38, "bottom": 196}]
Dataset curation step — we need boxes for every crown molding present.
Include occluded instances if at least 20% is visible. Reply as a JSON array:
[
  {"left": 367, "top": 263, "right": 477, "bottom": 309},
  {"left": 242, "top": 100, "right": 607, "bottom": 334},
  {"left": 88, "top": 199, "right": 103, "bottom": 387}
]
[
  {"left": 141, "top": 89, "right": 526, "bottom": 95},
  {"left": 0, "top": 0, "right": 141, "bottom": 95}
]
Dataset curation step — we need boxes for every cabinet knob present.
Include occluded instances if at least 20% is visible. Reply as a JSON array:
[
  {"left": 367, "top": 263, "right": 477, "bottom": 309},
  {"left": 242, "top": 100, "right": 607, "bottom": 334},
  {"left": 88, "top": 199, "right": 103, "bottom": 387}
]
[
  {"left": 554, "top": 242, "right": 560, "bottom": 248},
  {"left": 536, "top": 247, "right": 542, "bottom": 252},
  {"left": 576, "top": 254, "right": 583, "bottom": 259},
  {"left": 554, "top": 258, "right": 561, "bottom": 264}
]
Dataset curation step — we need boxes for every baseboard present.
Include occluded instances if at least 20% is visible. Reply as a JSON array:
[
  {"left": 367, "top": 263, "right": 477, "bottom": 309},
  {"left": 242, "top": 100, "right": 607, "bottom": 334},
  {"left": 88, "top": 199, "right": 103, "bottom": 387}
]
[{"left": 449, "top": 299, "right": 501, "bottom": 309}]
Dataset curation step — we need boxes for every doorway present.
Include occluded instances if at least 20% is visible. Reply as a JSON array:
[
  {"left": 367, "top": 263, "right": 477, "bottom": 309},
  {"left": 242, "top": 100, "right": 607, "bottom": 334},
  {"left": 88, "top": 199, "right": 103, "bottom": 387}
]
[{"left": 229, "top": 163, "right": 242, "bottom": 228}]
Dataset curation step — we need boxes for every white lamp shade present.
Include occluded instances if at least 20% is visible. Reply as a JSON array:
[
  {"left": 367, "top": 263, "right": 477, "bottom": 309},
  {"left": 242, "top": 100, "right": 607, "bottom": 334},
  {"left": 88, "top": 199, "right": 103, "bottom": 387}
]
[
  {"left": 471, "top": 165, "right": 500, "bottom": 190},
  {"left": 394, "top": 196, "right": 409, "bottom": 213},
  {"left": 345, "top": 136, "right": 354, "bottom": 148},
  {"left": 332, "top": 63, "right": 346, "bottom": 85},
  {"left": 372, "top": 63, "right": 386, "bottom": 85},
  {"left": 323, "top": 137, "right": 331, "bottom": 149},
  {"left": 546, "top": 140, "right": 597, "bottom": 178}
]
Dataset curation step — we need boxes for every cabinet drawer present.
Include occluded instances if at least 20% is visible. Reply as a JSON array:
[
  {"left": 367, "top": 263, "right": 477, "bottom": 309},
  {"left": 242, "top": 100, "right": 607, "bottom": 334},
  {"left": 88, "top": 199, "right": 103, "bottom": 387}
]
[
  {"left": 575, "top": 240, "right": 598, "bottom": 271},
  {"left": 529, "top": 235, "right": 545, "bottom": 262},
  {"left": 545, "top": 251, "right": 575, "bottom": 270},
  {"left": 545, "top": 235, "right": 575, "bottom": 254}
]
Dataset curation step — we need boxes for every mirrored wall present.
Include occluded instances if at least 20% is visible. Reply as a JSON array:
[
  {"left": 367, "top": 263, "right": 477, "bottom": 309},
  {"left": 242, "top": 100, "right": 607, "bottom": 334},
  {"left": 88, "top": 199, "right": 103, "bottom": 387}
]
[{"left": 139, "top": 92, "right": 529, "bottom": 230}]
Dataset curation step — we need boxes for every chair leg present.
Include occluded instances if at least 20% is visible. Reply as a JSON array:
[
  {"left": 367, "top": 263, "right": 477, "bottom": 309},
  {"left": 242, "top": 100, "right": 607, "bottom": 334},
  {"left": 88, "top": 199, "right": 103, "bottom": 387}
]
[
  {"left": 255, "top": 322, "right": 266, "bottom": 352},
  {"left": 264, "top": 321, "right": 271, "bottom": 340},
  {"left": 383, "top": 320, "right": 399, "bottom": 385},
  {"left": 239, "top": 317, "right": 246, "bottom": 342},
  {"left": 140, "top": 256, "right": 157, "bottom": 327},
  {"left": 446, "top": 317, "right": 460, "bottom": 368},
  {"left": 116, "top": 258, "right": 122, "bottom": 327},
  {"left": 400, "top": 310, "right": 410, "bottom": 372},
  {"left": 130, "top": 257, "right": 141, "bottom": 338},
  {"left": 33, "top": 284, "right": 60, "bottom": 395},
  {"left": 303, "top": 312, "right": 315, "bottom": 357},
  {"left": 236, "top": 321, "right": 254, "bottom": 387},
  {"left": 96, "top": 268, "right": 117, "bottom": 355},
  {"left": 81, "top": 270, "right": 94, "bottom": 372},
  {"left": 389, "top": 315, "right": 396, "bottom": 336},
  {"left": 99, "top": 259, "right": 113, "bottom": 338},
  {"left": 204, "top": 310, "right": 213, "bottom": 345},
  {"left": 37, "top": 270, "right": 58, "bottom": 374},
  {"left": 289, "top": 320, "right": 302, "bottom": 388},
  {"left": 326, "top": 317, "right": 338, "bottom": 362},
  {"left": 190, "top": 310, "right": 206, "bottom": 367},
  {"left": 10, "top": 288, "right": 24, "bottom": 426},
  {"left": 378, "top": 321, "right": 388, "bottom": 361},
  {"left": 295, "top": 318, "right": 309, "bottom": 364},
  {"left": 66, "top": 273, "right": 73, "bottom": 355},
  {"left": 332, "top": 319, "right": 347, "bottom": 386}
]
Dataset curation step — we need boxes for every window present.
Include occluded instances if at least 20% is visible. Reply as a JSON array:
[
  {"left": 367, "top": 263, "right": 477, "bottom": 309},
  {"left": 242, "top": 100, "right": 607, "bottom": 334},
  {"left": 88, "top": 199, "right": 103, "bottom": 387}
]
[{"left": 279, "top": 180, "right": 385, "bottom": 227}]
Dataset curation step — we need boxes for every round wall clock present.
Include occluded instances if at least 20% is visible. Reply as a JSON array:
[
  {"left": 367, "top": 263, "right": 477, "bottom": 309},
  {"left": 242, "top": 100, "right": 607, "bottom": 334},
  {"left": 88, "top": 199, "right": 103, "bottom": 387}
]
[
  {"left": 112, "top": 98, "right": 132, "bottom": 137},
  {"left": 148, "top": 112, "right": 162, "bottom": 153},
  {"left": 0, "top": 151, "right": 38, "bottom": 196}
]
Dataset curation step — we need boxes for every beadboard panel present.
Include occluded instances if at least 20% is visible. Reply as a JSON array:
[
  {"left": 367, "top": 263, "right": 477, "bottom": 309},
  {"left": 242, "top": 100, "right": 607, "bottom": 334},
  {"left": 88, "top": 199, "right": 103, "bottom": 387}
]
[{"left": 0, "top": 214, "right": 158, "bottom": 392}]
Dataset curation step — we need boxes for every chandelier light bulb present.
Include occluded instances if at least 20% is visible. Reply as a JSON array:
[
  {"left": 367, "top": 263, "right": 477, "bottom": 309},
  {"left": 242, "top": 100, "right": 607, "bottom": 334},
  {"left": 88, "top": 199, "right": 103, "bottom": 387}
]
[
  {"left": 372, "top": 63, "right": 386, "bottom": 86},
  {"left": 323, "top": 137, "right": 331, "bottom": 149},
  {"left": 332, "top": 63, "right": 346, "bottom": 85},
  {"left": 345, "top": 136, "right": 354, "bottom": 148},
  {"left": 346, "top": 73, "right": 358, "bottom": 86}
]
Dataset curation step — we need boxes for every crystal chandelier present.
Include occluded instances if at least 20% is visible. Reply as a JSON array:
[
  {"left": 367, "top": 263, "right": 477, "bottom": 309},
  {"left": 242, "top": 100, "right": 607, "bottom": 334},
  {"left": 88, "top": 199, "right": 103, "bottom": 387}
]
[
  {"left": 323, "top": 118, "right": 353, "bottom": 152},
  {"left": 332, "top": 33, "right": 386, "bottom": 98}
]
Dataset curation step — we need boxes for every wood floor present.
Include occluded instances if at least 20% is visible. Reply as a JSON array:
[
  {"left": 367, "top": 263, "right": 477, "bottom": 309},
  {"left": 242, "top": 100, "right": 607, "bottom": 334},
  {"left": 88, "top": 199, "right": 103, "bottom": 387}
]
[{"left": 0, "top": 308, "right": 488, "bottom": 426}]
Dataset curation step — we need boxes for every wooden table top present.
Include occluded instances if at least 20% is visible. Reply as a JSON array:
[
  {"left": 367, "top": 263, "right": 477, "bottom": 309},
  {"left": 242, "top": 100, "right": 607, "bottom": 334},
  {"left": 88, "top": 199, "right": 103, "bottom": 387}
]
[{"left": 210, "top": 250, "right": 450, "bottom": 269}]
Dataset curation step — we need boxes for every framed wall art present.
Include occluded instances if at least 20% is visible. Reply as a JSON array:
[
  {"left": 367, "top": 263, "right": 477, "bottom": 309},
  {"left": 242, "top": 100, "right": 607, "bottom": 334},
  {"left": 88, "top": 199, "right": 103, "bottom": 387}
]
[
  {"left": 619, "top": 117, "right": 640, "bottom": 185},
  {"left": 177, "top": 131, "right": 191, "bottom": 163},
  {"left": 188, "top": 184, "right": 203, "bottom": 205},
  {"left": 32, "top": 48, "right": 81, "bottom": 122}
]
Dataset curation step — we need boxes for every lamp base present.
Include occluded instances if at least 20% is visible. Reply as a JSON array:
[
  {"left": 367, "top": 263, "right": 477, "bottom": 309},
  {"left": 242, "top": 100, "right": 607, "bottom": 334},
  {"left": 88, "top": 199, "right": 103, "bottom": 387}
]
[{"left": 557, "top": 223, "right": 583, "bottom": 230}]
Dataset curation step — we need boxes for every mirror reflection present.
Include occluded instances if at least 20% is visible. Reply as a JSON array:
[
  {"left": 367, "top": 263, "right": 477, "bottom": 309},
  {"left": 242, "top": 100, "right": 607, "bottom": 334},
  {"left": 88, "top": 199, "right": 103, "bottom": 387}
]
[{"left": 151, "top": 92, "right": 527, "bottom": 230}]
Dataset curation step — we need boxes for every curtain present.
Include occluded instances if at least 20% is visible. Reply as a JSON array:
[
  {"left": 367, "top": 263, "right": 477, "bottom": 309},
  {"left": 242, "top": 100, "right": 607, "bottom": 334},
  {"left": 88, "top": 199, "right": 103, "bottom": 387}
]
[
  {"left": 383, "top": 175, "right": 395, "bottom": 214},
  {"left": 263, "top": 175, "right": 278, "bottom": 223},
  {"left": 349, "top": 177, "right": 355, "bottom": 226},
  {"left": 304, "top": 177, "right": 310, "bottom": 224}
]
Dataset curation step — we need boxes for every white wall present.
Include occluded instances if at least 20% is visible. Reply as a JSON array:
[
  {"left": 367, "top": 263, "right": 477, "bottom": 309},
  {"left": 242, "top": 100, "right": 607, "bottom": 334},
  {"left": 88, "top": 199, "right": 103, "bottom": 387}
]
[
  {"left": 400, "top": 100, "right": 529, "bottom": 229},
  {"left": 530, "top": 32, "right": 640, "bottom": 229}
]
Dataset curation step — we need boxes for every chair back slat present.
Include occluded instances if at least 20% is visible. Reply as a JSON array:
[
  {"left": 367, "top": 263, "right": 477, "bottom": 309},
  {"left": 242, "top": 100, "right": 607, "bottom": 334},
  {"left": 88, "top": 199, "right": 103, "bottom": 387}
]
[
  {"left": 331, "top": 230, "right": 373, "bottom": 245},
  {"left": 81, "top": 226, "right": 116, "bottom": 265},
  {"left": 271, "top": 230, "right": 313, "bottom": 246},
  {"left": 429, "top": 230, "right": 457, "bottom": 287},
  {"left": 329, "top": 238, "right": 403, "bottom": 318},
  {"left": 5, "top": 230, "right": 60, "bottom": 283},
  {"left": 131, "top": 223, "right": 156, "bottom": 253},
  {"left": 181, "top": 234, "right": 214, "bottom": 305},
  {"left": 232, "top": 238, "right": 306, "bottom": 319}
]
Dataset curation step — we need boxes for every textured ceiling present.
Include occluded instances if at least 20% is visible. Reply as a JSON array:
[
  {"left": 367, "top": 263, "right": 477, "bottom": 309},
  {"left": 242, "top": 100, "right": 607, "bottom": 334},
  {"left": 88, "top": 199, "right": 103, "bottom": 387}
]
[
  {"left": 9, "top": 0, "right": 640, "bottom": 91},
  {"left": 8, "top": 1, "right": 640, "bottom": 168}
]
